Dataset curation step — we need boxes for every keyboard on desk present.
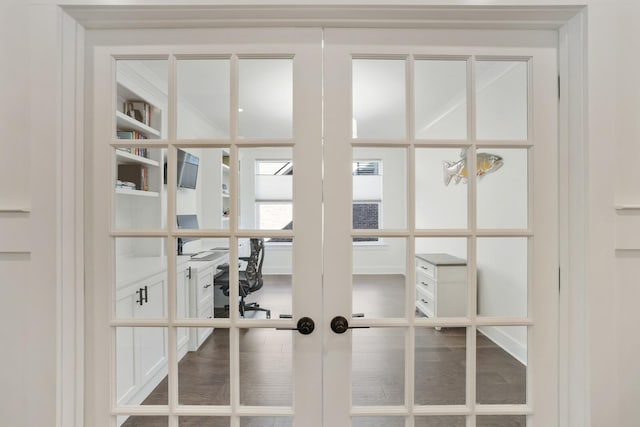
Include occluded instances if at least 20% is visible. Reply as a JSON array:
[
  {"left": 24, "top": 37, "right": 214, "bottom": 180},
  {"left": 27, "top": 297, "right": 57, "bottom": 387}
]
[{"left": 190, "top": 250, "right": 227, "bottom": 261}]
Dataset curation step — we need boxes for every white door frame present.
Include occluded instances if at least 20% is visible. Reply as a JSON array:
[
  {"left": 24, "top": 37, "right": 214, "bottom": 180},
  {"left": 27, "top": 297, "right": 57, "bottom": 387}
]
[{"left": 43, "top": 4, "right": 588, "bottom": 427}]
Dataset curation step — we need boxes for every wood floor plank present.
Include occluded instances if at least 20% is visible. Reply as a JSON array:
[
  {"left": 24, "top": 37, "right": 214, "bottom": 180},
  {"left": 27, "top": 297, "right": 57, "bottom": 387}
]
[{"left": 121, "top": 275, "right": 526, "bottom": 427}]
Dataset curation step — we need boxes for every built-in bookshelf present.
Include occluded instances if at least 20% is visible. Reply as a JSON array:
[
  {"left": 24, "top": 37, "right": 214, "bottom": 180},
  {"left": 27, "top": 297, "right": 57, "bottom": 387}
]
[
  {"left": 116, "top": 82, "right": 162, "bottom": 140},
  {"left": 114, "top": 66, "right": 166, "bottom": 233},
  {"left": 115, "top": 148, "right": 160, "bottom": 197}
]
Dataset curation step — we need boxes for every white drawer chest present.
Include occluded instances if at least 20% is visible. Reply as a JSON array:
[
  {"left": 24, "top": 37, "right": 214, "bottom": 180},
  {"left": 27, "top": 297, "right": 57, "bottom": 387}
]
[{"left": 415, "top": 253, "right": 467, "bottom": 318}]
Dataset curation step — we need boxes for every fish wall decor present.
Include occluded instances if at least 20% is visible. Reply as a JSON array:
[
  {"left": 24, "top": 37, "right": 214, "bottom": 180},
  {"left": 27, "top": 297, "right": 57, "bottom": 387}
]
[{"left": 443, "top": 149, "right": 504, "bottom": 185}]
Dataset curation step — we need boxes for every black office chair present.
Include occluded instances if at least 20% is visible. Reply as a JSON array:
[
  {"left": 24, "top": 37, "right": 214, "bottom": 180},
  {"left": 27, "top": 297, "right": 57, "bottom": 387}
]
[{"left": 214, "top": 238, "right": 271, "bottom": 319}]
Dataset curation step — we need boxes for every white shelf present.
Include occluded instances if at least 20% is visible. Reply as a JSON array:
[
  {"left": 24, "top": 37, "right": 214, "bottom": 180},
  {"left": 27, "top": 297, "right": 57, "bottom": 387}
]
[
  {"left": 116, "top": 111, "right": 161, "bottom": 139},
  {"left": 115, "top": 188, "right": 159, "bottom": 197},
  {"left": 116, "top": 150, "right": 160, "bottom": 167}
]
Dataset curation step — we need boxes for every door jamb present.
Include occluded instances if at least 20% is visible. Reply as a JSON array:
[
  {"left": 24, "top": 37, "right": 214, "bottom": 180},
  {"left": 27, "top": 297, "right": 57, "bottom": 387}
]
[{"left": 49, "top": 4, "right": 588, "bottom": 427}]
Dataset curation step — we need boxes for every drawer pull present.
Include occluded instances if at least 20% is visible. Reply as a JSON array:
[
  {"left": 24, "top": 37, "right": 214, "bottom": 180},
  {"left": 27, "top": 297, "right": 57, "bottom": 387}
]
[
  {"left": 421, "top": 299, "right": 429, "bottom": 304},
  {"left": 203, "top": 284, "right": 212, "bottom": 289},
  {"left": 135, "top": 285, "right": 148, "bottom": 306},
  {"left": 420, "top": 281, "right": 429, "bottom": 286}
]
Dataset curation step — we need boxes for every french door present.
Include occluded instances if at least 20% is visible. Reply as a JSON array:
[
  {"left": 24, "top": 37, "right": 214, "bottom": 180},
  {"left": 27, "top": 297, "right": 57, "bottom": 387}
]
[{"left": 86, "top": 27, "right": 558, "bottom": 427}]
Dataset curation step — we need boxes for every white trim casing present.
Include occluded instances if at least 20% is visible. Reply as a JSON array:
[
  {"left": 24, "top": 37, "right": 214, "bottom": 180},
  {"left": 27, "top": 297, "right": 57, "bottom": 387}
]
[{"left": 41, "top": 4, "right": 589, "bottom": 427}]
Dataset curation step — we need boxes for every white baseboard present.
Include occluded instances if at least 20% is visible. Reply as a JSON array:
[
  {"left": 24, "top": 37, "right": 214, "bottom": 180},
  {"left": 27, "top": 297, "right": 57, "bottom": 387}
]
[{"left": 478, "top": 326, "right": 527, "bottom": 366}]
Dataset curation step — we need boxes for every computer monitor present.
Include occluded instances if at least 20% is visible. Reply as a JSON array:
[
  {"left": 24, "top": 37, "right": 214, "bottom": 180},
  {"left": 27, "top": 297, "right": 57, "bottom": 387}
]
[{"left": 176, "top": 214, "right": 199, "bottom": 255}]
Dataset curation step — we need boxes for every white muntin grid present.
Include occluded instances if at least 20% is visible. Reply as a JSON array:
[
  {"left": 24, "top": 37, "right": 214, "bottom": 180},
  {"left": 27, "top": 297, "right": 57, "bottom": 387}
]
[
  {"left": 346, "top": 53, "right": 535, "bottom": 427},
  {"left": 108, "top": 49, "right": 311, "bottom": 427},
  {"left": 104, "top": 41, "right": 550, "bottom": 427}
]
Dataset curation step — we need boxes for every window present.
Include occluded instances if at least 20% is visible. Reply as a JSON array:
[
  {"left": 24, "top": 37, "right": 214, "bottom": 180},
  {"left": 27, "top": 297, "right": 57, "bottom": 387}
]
[
  {"left": 255, "top": 160, "right": 293, "bottom": 242},
  {"left": 254, "top": 159, "right": 382, "bottom": 243},
  {"left": 353, "top": 160, "right": 382, "bottom": 242}
]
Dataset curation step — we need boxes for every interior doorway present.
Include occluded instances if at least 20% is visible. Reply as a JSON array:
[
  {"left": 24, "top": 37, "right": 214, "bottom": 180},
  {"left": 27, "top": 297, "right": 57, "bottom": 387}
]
[{"left": 85, "top": 26, "right": 558, "bottom": 427}]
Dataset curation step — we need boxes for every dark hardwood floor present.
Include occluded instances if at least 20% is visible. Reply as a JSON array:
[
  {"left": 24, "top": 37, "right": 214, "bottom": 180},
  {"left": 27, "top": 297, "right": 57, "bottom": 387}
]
[{"left": 121, "top": 275, "right": 526, "bottom": 427}]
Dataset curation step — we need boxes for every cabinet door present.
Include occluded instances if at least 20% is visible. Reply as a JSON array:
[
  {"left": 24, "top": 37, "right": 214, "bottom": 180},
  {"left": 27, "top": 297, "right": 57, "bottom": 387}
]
[
  {"left": 135, "top": 277, "right": 167, "bottom": 382},
  {"left": 115, "top": 295, "right": 136, "bottom": 404},
  {"left": 196, "top": 266, "right": 215, "bottom": 307},
  {"left": 176, "top": 267, "right": 190, "bottom": 357}
]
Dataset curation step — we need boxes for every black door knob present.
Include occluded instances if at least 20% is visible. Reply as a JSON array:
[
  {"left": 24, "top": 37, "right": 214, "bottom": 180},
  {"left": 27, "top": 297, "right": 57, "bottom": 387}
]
[
  {"left": 330, "top": 316, "right": 350, "bottom": 334},
  {"left": 296, "top": 317, "right": 315, "bottom": 335},
  {"left": 330, "top": 315, "right": 370, "bottom": 334},
  {"left": 276, "top": 316, "right": 315, "bottom": 335}
]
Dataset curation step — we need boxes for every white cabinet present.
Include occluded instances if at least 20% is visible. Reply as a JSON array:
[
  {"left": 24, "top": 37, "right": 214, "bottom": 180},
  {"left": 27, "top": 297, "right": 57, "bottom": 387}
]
[
  {"left": 222, "top": 152, "right": 230, "bottom": 228},
  {"left": 115, "top": 259, "right": 189, "bottom": 407},
  {"left": 415, "top": 253, "right": 467, "bottom": 319},
  {"left": 115, "top": 268, "right": 168, "bottom": 406},
  {"left": 176, "top": 266, "right": 191, "bottom": 359},
  {"left": 187, "top": 253, "right": 228, "bottom": 350}
]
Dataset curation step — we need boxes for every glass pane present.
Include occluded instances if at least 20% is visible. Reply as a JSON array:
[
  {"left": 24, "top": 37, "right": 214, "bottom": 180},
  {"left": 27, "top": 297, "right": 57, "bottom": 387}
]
[
  {"left": 115, "top": 237, "right": 167, "bottom": 320},
  {"left": 173, "top": 147, "right": 230, "bottom": 231},
  {"left": 476, "top": 60, "right": 528, "bottom": 140},
  {"left": 116, "top": 327, "right": 167, "bottom": 406},
  {"left": 414, "top": 238, "right": 468, "bottom": 319},
  {"left": 176, "top": 238, "right": 229, "bottom": 320},
  {"left": 177, "top": 59, "right": 230, "bottom": 139},
  {"left": 477, "top": 326, "right": 527, "bottom": 404},
  {"left": 415, "top": 417, "right": 466, "bottom": 427},
  {"left": 239, "top": 147, "right": 293, "bottom": 230},
  {"left": 352, "top": 328, "right": 405, "bottom": 406},
  {"left": 352, "top": 417, "right": 405, "bottom": 427},
  {"left": 238, "top": 59, "right": 292, "bottom": 139},
  {"left": 353, "top": 147, "right": 406, "bottom": 229},
  {"left": 117, "top": 416, "right": 168, "bottom": 427},
  {"left": 239, "top": 329, "right": 292, "bottom": 406},
  {"left": 415, "top": 147, "right": 468, "bottom": 229},
  {"left": 219, "top": 237, "right": 291, "bottom": 320},
  {"left": 476, "top": 415, "right": 526, "bottom": 427},
  {"left": 177, "top": 328, "right": 229, "bottom": 405},
  {"left": 114, "top": 147, "right": 165, "bottom": 230},
  {"left": 415, "top": 60, "right": 467, "bottom": 140},
  {"left": 353, "top": 59, "right": 406, "bottom": 139},
  {"left": 477, "top": 237, "right": 527, "bottom": 318},
  {"left": 241, "top": 417, "right": 292, "bottom": 427},
  {"left": 179, "top": 417, "right": 230, "bottom": 427},
  {"left": 353, "top": 238, "right": 406, "bottom": 318},
  {"left": 116, "top": 59, "right": 167, "bottom": 140},
  {"left": 477, "top": 148, "right": 528, "bottom": 229},
  {"left": 415, "top": 327, "right": 466, "bottom": 405}
]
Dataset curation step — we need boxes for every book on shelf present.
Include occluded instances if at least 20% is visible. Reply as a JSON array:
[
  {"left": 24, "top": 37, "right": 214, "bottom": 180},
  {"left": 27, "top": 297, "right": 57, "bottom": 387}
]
[
  {"left": 116, "top": 147, "right": 149, "bottom": 158},
  {"left": 125, "top": 101, "right": 151, "bottom": 126},
  {"left": 117, "top": 164, "right": 149, "bottom": 191},
  {"left": 117, "top": 131, "right": 148, "bottom": 140}
]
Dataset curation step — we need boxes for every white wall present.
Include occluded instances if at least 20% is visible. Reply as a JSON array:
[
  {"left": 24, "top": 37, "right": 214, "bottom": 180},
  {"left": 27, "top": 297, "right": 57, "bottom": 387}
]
[{"left": 3, "top": 2, "right": 639, "bottom": 427}]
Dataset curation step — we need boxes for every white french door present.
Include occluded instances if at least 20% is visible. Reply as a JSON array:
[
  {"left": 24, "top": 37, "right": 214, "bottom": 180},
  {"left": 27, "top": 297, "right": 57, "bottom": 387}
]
[
  {"left": 322, "top": 29, "right": 558, "bottom": 426},
  {"left": 86, "top": 27, "right": 558, "bottom": 427}
]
